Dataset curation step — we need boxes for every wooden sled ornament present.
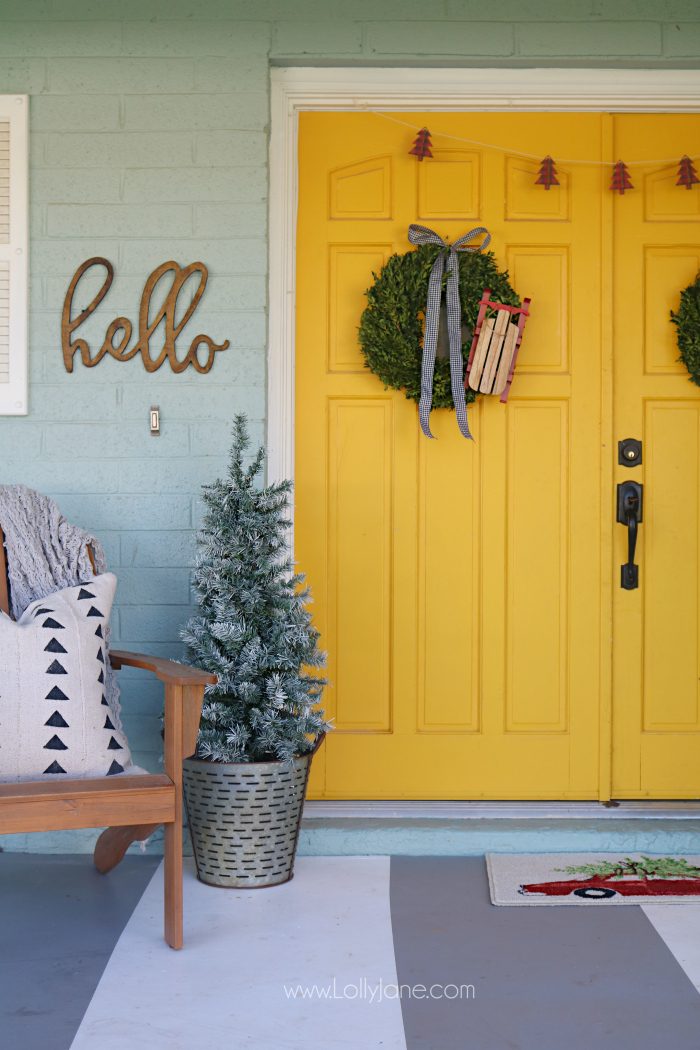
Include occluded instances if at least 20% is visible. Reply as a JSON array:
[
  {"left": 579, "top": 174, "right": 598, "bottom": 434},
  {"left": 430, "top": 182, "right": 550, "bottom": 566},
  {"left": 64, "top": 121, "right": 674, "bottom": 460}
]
[{"left": 465, "top": 289, "right": 531, "bottom": 402}]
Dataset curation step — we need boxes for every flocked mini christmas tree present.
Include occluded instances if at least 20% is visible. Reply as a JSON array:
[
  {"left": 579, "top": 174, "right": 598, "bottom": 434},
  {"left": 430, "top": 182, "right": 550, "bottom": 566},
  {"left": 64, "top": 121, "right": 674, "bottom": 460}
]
[{"left": 182, "top": 415, "right": 329, "bottom": 764}]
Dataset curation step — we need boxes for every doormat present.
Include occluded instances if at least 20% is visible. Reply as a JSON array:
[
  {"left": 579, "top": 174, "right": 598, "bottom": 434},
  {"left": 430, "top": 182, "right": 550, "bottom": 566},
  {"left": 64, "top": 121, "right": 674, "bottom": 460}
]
[{"left": 487, "top": 853, "right": 700, "bottom": 905}]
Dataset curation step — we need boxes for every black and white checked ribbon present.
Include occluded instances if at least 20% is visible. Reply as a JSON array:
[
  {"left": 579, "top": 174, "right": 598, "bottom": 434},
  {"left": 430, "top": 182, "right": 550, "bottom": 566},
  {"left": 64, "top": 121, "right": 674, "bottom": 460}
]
[{"left": 408, "top": 223, "right": 491, "bottom": 440}]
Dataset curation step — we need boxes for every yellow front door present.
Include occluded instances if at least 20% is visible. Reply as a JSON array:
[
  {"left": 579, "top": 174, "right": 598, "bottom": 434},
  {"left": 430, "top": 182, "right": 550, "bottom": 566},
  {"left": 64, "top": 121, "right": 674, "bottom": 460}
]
[
  {"left": 295, "top": 110, "right": 700, "bottom": 800},
  {"left": 612, "top": 115, "right": 700, "bottom": 798}
]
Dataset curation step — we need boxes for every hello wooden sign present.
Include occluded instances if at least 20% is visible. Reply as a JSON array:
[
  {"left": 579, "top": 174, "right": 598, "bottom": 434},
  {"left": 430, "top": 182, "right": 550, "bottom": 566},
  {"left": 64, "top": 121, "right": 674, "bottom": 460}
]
[{"left": 61, "top": 257, "right": 230, "bottom": 374}]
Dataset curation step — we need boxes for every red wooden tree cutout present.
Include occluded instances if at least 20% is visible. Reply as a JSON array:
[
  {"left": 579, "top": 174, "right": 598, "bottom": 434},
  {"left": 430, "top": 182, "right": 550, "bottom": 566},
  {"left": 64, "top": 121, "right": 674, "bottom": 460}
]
[
  {"left": 409, "top": 127, "right": 433, "bottom": 161},
  {"left": 610, "top": 160, "right": 633, "bottom": 195},
  {"left": 535, "top": 155, "right": 559, "bottom": 190},
  {"left": 677, "top": 155, "right": 700, "bottom": 190}
]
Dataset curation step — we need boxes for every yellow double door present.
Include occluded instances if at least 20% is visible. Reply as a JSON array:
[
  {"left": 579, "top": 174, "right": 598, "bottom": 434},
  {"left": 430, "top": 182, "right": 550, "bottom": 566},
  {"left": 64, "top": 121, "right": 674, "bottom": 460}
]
[{"left": 295, "top": 111, "right": 700, "bottom": 800}]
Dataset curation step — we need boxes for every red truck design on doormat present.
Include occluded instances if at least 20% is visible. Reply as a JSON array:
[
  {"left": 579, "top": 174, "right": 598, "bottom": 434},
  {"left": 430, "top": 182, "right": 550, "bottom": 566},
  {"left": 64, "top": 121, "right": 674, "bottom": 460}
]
[{"left": 519, "top": 856, "right": 700, "bottom": 900}]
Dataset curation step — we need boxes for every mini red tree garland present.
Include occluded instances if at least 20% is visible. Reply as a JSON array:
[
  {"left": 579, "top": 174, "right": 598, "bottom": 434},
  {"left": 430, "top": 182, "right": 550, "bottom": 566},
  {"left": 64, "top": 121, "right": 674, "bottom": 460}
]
[
  {"left": 407, "top": 128, "right": 698, "bottom": 195},
  {"left": 610, "top": 160, "right": 634, "bottom": 195},
  {"left": 409, "top": 127, "right": 433, "bottom": 161},
  {"left": 535, "top": 155, "right": 559, "bottom": 190},
  {"left": 677, "top": 155, "right": 700, "bottom": 190}
]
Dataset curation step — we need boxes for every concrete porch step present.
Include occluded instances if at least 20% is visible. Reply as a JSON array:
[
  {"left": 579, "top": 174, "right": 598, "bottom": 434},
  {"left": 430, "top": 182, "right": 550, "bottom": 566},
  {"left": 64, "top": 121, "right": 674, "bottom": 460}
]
[{"left": 298, "top": 801, "right": 700, "bottom": 856}]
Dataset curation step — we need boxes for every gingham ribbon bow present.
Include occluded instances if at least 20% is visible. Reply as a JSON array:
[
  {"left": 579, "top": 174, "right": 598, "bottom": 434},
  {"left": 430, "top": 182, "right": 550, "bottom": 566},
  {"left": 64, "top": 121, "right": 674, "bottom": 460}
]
[{"left": 408, "top": 223, "right": 491, "bottom": 440}]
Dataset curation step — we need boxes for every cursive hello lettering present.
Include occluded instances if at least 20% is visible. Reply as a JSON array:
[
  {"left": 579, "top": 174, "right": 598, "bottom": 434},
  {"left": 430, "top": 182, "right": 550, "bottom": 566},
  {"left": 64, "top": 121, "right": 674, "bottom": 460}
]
[{"left": 61, "top": 257, "right": 230, "bottom": 374}]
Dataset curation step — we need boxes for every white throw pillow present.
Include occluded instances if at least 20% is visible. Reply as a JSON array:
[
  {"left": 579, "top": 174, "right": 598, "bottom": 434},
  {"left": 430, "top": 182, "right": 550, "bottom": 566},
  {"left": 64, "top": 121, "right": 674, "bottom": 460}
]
[{"left": 0, "top": 573, "right": 133, "bottom": 782}]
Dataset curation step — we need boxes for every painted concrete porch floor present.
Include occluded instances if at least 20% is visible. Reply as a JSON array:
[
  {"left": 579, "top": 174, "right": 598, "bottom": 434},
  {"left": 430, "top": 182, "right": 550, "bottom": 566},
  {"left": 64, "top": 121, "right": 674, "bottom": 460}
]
[{"left": 3, "top": 855, "right": 700, "bottom": 1050}]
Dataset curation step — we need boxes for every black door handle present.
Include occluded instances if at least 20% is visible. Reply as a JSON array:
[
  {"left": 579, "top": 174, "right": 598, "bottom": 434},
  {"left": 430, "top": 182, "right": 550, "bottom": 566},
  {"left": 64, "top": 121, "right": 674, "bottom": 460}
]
[{"left": 616, "top": 481, "right": 643, "bottom": 590}]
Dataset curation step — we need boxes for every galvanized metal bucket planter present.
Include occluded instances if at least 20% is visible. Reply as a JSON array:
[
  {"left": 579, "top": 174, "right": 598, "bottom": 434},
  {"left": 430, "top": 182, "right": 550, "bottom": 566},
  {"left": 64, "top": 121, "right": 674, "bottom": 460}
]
[{"left": 183, "top": 736, "right": 323, "bottom": 889}]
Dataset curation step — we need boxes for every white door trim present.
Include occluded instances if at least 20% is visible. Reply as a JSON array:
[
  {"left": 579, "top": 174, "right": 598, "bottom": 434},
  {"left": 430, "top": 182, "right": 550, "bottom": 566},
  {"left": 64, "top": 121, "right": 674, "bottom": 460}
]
[{"left": 267, "top": 66, "right": 700, "bottom": 488}]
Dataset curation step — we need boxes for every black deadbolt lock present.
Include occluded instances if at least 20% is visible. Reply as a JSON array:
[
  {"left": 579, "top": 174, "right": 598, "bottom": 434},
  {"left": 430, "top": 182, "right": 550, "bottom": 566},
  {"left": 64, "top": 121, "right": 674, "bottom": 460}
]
[{"left": 618, "top": 438, "right": 642, "bottom": 467}]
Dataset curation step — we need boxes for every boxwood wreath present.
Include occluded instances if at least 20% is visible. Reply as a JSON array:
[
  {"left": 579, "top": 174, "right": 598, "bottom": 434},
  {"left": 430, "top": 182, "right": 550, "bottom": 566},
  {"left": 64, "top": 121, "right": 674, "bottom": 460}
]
[
  {"left": 671, "top": 272, "right": 700, "bottom": 387},
  {"left": 359, "top": 242, "right": 521, "bottom": 409}
]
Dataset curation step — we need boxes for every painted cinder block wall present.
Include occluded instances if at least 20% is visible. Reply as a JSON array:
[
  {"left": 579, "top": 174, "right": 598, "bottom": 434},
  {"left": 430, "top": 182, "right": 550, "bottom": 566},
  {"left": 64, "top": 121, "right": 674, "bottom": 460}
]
[{"left": 0, "top": 0, "right": 699, "bottom": 850}]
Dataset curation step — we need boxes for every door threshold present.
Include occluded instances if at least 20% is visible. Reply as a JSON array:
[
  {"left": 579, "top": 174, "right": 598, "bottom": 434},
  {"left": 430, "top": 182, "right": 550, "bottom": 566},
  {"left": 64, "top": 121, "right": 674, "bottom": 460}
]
[{"left": 303, "top": 800, "right": 700, "bottom": 821}]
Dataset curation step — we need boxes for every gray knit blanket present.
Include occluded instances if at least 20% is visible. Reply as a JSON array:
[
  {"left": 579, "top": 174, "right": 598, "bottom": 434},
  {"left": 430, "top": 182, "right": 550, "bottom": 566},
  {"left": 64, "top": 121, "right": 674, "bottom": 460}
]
[{"left": 0, "top": 485, "right": 122, "bottom": 725}]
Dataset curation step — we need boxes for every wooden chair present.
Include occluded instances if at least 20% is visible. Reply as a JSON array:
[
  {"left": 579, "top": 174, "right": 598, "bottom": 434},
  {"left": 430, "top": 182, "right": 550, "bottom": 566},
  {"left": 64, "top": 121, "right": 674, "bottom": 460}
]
[{"left": 0, "top": 527, "right": 215, "bottom": 949}]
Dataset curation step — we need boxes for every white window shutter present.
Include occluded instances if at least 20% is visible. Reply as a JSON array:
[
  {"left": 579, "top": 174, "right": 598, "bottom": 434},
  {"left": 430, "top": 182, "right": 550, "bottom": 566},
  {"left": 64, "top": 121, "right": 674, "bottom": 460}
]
[{"left": 0, "top": 96, "right": 28, "bottom": 415}]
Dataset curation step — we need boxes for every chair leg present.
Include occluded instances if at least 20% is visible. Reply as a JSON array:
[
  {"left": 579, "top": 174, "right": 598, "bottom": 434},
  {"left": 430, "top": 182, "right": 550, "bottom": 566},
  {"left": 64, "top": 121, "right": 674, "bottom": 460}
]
[
  {"left": 163, "top": 682, "right": 185, "bottom": 949},
  {"left": 94, "top": 824, "right": 160, "bottom": 874},
  {"left": 164, "top": 819, "right": 183, "bottom": 950}
]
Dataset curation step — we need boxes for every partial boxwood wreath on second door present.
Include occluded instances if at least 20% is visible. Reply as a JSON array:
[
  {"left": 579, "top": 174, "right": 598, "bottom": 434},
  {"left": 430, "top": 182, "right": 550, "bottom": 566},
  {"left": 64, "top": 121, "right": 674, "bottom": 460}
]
[
  {"left": 671, "top": 273, "right": 700, "bottom": 387},
  {"left": 359, "top": 242, "right": 520, "bottom": 409}
]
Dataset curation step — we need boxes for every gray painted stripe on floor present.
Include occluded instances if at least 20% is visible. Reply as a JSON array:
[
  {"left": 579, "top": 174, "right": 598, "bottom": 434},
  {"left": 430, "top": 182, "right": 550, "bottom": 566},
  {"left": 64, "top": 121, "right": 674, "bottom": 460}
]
[
  {"left": 390, "top": 856, "right": 700, "bottom": 1050},
  {"left": 0, "top": 853, "right": 160, "bottom": 1050}
]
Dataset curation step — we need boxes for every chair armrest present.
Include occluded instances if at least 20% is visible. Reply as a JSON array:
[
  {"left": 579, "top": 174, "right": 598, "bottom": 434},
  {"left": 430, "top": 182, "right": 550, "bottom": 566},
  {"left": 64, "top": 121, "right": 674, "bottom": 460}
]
[{"left": 109, "top": 649, "right": 216, "bottom": 687}]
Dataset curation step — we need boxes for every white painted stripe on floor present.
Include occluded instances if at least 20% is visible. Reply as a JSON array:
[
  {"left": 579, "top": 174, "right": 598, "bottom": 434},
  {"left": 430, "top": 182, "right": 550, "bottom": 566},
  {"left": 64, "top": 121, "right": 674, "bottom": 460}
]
[
  {"left": 642, "top": 904, "right": 700, "bottom": 993},
  {"left": 69, "top": 857, "right": 407, "bottom": 1050}
]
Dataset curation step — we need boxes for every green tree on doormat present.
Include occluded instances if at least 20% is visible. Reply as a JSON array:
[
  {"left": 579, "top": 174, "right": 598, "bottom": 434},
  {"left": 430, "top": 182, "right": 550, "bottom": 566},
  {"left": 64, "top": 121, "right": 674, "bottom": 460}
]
[{"left": 556, "top": 856, "right": 700, "bottom": 880}]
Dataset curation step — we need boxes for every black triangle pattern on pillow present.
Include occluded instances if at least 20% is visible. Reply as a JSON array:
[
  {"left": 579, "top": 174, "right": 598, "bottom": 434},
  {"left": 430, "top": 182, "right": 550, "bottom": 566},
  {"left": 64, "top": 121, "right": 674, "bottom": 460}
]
[
  {"left": 42, "top": 591, "right": 70, "bottom": 768},
  {"left": 42, "top": 617, "right": 64, "bottom": 630},
  {"left": 43, "top": 760, "right": 66, "bottom": 774},
  {"left": 45, "top": 685, "right": 69, "bottom": 702},
  {"left": 43, "top": 611, "right": 70, "bottom": 756},
  {"left": 21, "top": 574, "right": 129, "bottom": 781},
  {"left": 44, "top": 638, "right": 67, "bottom": 654},
  {"left": 44, "top": 734, "right": 68, "bottom": 751},
  {"left": 86, "top": 591, "right": 120, "bottom": 776},
  {"left": 45, "top": 711, "right": 69, "bottom": 728}
]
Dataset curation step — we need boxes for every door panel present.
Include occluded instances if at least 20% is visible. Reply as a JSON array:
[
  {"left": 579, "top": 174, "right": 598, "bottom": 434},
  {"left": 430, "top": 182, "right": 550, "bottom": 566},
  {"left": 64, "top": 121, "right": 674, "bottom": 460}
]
[
  {"left": 417, "top": 148, "right": 481, "bottom": 220},
  {"left": 417, "top": 415, "right": 481, "bottom": 734},
  {"left": 612, "top": 113, "right": 700, "bottom": 799},
  {"left": 505, "top": 246, "right": 569, "bottom": 373},
  {"left": 296, "top": 112, "right": 605, "bottom": 799},
  {"left": 505, "top": 399, "right": 569, "bottom": 733},
  {"left": 327, "top": 398, "right": 393, "bottom": 732}
]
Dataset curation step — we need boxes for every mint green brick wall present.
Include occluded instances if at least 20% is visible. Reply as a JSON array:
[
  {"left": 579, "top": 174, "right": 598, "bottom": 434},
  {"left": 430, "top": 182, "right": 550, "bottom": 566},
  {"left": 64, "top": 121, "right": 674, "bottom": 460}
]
[{"left": 0, "top": 0, "right": 698, "bottom": 852}]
